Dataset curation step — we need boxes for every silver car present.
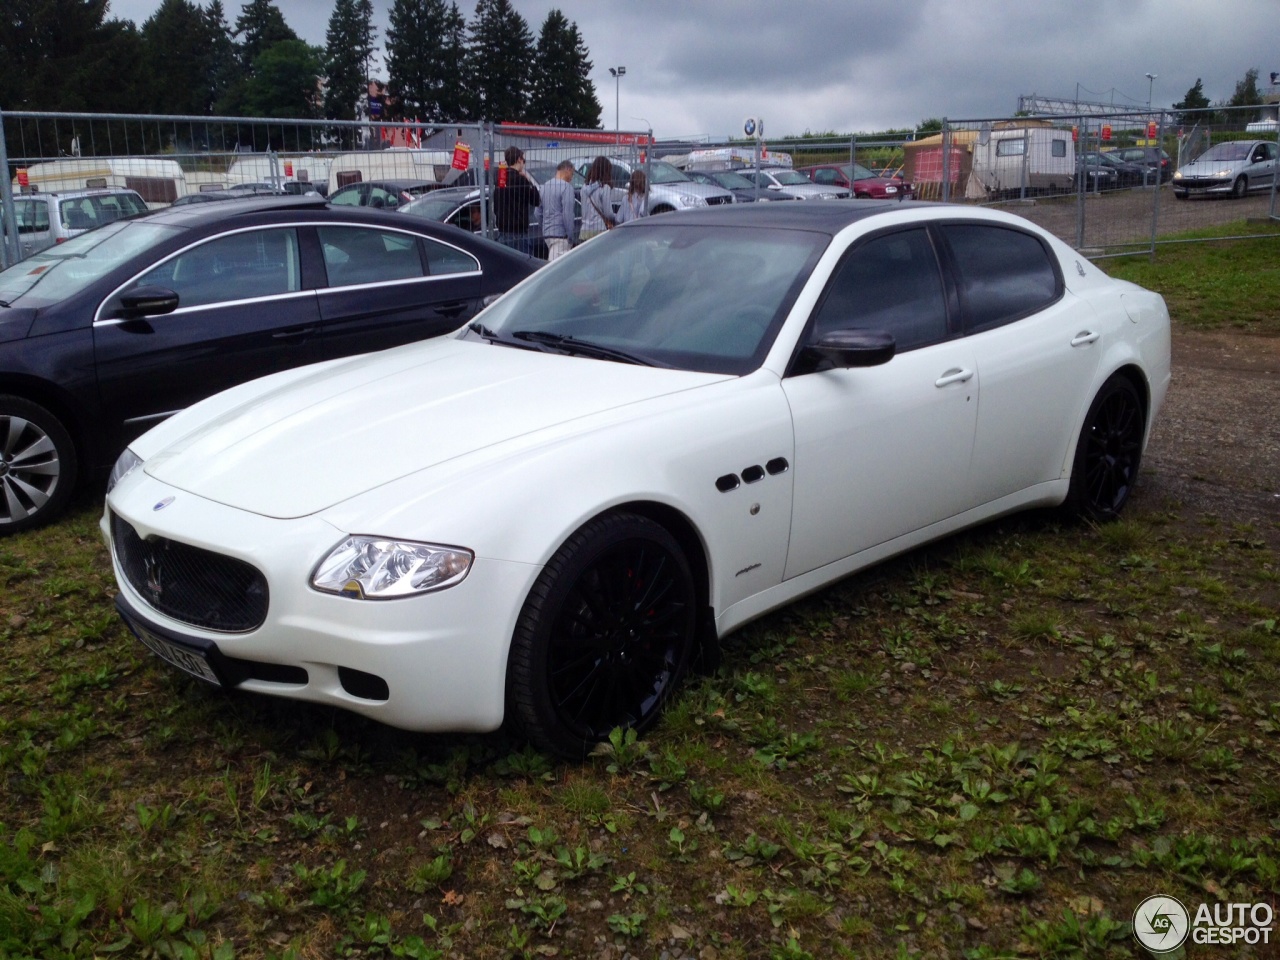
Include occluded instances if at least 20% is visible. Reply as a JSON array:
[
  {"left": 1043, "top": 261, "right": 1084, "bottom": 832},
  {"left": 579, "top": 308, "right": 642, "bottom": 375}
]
[
  {"left": 8, "top": 188, "right": 149, "bottom": 259},
  {"left": 736, "top": 167, "right": 850, "bottom": 201},
  {"left": 573, "top": 158, "right": 734, "bottom": 214},
  {"left": 1172, "top": 139, "right": 1278, "bottom": 199}
]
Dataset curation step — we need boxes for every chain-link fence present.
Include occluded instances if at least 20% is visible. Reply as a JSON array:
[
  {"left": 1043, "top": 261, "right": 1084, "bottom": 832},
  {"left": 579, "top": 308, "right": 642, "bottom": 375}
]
[
  {"left": 0, "top": 110, "right": 651, "bottom": 268},
  {"left": 2, "top": 106, "right": 1277, "bottom": 268}
]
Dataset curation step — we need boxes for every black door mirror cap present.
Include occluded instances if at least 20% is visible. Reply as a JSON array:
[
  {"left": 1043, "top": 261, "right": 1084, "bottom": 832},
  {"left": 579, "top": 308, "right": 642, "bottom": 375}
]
[
  {"left": 117, "top": 285, "right": 180, "bottom": 319},
  {"left": 805, "top": 328, "right": 896, "bottom": 369}
]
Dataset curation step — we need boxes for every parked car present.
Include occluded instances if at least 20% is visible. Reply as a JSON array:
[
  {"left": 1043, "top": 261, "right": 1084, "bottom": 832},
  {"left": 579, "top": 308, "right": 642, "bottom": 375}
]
[
  {"left": 684, "top": 168, "right": 792, "bottom": 202},
  {"left": 735, "top": 167, "right": 850, "bottom": 200},
  {"left": 1082, "top": 151, "right": 1147, "bottom": 188},
  {"left": 798, "top": 162, "right": 912, "bottom": 199},
  {"left": 8, "top": 188, "right": 149, "bottom": 258},
  {"left": 572, "top": 158, "right": 734, "bottom": 214},
  {"left": 0, "top": 196, "right": 538, "bottom": 533},
  {"left": 1101, "top": 147, "right": 1172, "bottom": 184},
  {"left": 171, "top": 190, "right": 246, "bottom": 206},
  {"left": 1172, "top": 139, "right": 1279, "bottom": 199},
  {"left": 102, "top": 201, "right": 1170, "bottom": 758},
  {"left": 1076, "top": 155, "right": 1119, "bottom": 191},
  {"left": 399, "top": 185, "right": 579, "bottom": 258},
  {"left": 327, "top": 179, "right": 435, "bottom": 209}
]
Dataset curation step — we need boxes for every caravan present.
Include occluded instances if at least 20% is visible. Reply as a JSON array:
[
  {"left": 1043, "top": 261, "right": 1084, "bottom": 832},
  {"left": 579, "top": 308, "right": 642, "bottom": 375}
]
[
  {"left": 226, "top": 154, "right": 333, "bottom": 194},
  {"left": 327, "top": 149, "right": 454, "bottom": 189},
  {"left": 969, "top": 124, "right": 1075, "bottom": 198},
  {"left": 12, "top": 157, "right": 188, "bottom": 207}
]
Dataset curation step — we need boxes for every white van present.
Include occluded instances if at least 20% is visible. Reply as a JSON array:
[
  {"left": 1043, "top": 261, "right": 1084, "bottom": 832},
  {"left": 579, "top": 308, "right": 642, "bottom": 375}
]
[
  {"left": 970, "top": 126, "right": 1075, "bottom": 197},
  {"left": 13, "top": 158, "right": 188, "bottom": 207}
]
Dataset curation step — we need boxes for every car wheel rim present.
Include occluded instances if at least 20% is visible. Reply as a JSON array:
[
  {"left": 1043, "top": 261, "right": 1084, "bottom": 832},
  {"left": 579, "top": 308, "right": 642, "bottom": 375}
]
[
  {"left": 0, "top": 415, "right": 61, "bottom": 526},
  {"left": 546, "top": 539, "right": 692, "bottom": 741},
  {"left": 1082, "top": 388, "right": 1142, "bottom": 515}
]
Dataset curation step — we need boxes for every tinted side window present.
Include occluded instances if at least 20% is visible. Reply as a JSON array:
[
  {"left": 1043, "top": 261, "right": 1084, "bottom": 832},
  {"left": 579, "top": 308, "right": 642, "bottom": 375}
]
[
  {"left": 1051, "top": 140, "right": 1067, "bottom": 157},
  {"left": 422, "top": 237, "right": 480, "bottom": 275},
  {"left": 133, "top": 228, "right": 301, "bottom": 308},
  {"left": 17, "top": 200, "right": 49, "bottom": 233},
  {"left": 812, "top": 169, "right": 835, "bottom": 185},
  {"left": 940, "top": 224, "right": 1060, "bottom": 332},
  {"left": 809, "top": 228, "right": 949, "bottom": 352},
  {"left": 318, "top": 226, "right": 426, "bottom": 286}
]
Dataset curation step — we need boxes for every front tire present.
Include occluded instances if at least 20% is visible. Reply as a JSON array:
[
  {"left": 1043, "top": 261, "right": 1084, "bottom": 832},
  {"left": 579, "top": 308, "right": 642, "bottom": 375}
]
[
  {"left": 1065, "top": 375, "right": 1145, "bottom": 522},
  {"left": 506, "top": 512, "right": 696, "bottom": 759},
  {"left": 1231, "top": 176, "right": 1248, "bottom": 199},
  {"left": 0, "top": 396, "right": 78, "bottom": 535}
]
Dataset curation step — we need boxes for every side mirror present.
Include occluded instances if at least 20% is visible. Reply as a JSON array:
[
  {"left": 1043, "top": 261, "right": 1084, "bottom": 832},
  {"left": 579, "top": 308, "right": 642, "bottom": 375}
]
[
  {"left": 799, "top": 329, "right": 896, "bottom": 372},
  {"left": 116, "top": 285, "right": 180, "bottom": 319}
]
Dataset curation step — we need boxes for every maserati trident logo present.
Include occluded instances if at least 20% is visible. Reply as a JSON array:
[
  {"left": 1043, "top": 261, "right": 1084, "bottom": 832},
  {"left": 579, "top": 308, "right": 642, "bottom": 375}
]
[{"left": 153, "top": 496, "right": 175, "bottom": 511}]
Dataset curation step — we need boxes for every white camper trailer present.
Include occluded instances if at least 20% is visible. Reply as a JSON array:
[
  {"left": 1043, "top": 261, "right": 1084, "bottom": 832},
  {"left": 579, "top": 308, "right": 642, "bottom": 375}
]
[
  {"left": 12, "top": 157, "right": 189, "bottom": 207},
  {"left": 970, "top": 124, "right": 1075, "bottom": 198},
  {"left": 226, "top": 154, "right": 332, "bottom": 193},
  {"left": 327, "top": 149, "right": 454, "bottom": 188}
]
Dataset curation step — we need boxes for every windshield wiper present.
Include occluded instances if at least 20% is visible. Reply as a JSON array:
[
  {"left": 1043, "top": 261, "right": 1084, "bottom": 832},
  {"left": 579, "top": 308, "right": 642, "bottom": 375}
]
[
  {"left": 0, "top": 299, "right": 10, "bottom": 308},
  {"left": 510, "top": 330, "right": 659, "bottom": 367}
]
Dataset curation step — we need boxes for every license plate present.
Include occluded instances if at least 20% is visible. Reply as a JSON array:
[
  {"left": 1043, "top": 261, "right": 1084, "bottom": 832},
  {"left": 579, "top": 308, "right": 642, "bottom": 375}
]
[{"left": 132, "top": 622, "right": 221, "bottom": 686}]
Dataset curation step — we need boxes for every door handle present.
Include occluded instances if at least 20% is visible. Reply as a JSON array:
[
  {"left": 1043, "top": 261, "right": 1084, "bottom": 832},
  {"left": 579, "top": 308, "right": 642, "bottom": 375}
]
[
  {"left": 272, "top": 325, "right": 317, "bottom": 339},
  {"left": 433, "top": 301, "right": 470, "bottom": 319},
  {"left": 1071, "top": 331, "right": 1100, "bottom": 347},
  {"left": 935, "top": 368, "right": 974, "bottom": 387}
]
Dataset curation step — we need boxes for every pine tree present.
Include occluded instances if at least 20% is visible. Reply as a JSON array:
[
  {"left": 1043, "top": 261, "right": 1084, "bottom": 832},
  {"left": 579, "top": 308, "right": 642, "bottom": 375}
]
[
  {"left": 204, "top": 1, "right": 239, "bottom": 113},
  {"left": 234, "top": 0, "right": 298, "bottom": 70},
  {"left": 386, "top": 0, "right": 470, "bottom": 122},
  {"left": 325, "top": 0, "right": 377, "bottom": 121},
  {"left": 141, "top": 0, "right": 213, "bottom": 115},
  {"left": 528, "top": 10, "right": 600, "bottom": 128},
  {"left": 467, "top": 0, "right": 533, "bottom": 123},
  {"left": 1172, "top": 78, "right": 1210, "bottom": 127},
  {"left": 1228, "top": 68, "right": 1261, "bottom": 108}
]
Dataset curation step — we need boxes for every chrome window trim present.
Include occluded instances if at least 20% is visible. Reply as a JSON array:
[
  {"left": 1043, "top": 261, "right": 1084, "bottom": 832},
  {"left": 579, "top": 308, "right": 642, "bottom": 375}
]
[
  {"left": 93, "top": 220, "right": 483, "bottom": 326},
  {"left": 95, "top": 288, "right": 319, "bottom": 325},
  {"left": 315, "top": 271, "right": 480, "bottom": 298}
]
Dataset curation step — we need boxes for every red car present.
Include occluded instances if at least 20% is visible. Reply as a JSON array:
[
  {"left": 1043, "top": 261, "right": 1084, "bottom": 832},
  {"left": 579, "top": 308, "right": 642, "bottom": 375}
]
[{"left": 800, "top": 162, "right": 912, "bottom": 199}]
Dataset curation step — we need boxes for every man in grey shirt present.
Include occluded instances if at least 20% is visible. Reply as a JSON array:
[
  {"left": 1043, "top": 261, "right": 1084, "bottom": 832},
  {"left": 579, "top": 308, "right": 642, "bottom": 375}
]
[{"left": 539, "top": 160, "right": 577, "bottom": 261}]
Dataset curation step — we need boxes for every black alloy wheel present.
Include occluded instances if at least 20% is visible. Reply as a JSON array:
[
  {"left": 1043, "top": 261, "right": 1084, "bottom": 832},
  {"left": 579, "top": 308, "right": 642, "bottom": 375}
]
[
  {"left": 507, "top": 512, "right": 696, "bottom": 759},
  {"left": 1066, "top": 375, "right": 1145, "bottom": 522},
  {"left": 0, "top": 396, "right": 78, "bottom": 535}
]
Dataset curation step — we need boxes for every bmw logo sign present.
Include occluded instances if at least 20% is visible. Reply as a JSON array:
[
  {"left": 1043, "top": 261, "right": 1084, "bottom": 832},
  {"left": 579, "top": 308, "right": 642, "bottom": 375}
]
[{"left": 153, "top": 496, "right": 175, "bottom": 511}]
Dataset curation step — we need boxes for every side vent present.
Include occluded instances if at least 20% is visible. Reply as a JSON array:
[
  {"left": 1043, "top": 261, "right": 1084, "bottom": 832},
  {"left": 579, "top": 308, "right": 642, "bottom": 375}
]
[
  {"left": 715, "top": 473, "right": 740, "bottom": 493},
  {"left": 741, "top": 465, "right": 765, "bottom": 484},
  {"left": 766, "top": 457, "right": 790, "bottom": 475}
]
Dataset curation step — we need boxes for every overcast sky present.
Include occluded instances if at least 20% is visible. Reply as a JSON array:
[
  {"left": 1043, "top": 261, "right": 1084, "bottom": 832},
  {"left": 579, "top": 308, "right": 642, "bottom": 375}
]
[{"left": 106, "top": 0, "right": 1279, "bottom": 139}]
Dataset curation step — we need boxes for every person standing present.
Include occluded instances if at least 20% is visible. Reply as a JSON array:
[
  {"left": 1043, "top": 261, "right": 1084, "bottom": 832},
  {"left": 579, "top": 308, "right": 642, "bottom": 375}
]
[
  {"left": 614, "top": 169, "right": 648, "bottom": 224},
  {"left": 494, "top": 146, "right": 541, "bottom": 255},
  {"left": 580, "top": 156, "right": 616, "bottom": 241},
  {"left": 539, "top": 160, "right": 577, "bottom": 261}
]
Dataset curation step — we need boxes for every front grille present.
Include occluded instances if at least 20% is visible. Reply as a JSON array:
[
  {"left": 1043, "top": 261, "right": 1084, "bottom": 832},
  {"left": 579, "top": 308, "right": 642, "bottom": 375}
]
[
  {"left": 705, "top": 195, "right": 733, "bottom": 206},
  {"left": 111, "top": 512, "right": 268, "bottom": 632},
  {"left": 1177, "top": 177, "right": 1226, "bottom": 188}
]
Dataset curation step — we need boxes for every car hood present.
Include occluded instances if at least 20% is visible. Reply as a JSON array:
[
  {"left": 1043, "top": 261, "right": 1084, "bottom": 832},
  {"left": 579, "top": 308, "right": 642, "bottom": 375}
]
[
  {"left": 1177, "top": 157, "right": 1243, "bottom": 175},
  {"left": 652, "top": 181, "right": 732, "bottom": 202},
  {"left": 142, "top": 337, "right": 729, "bottom": 519}
]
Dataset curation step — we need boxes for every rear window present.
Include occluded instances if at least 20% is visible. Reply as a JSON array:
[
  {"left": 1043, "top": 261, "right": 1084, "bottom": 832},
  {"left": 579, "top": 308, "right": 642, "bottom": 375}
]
[{"left": 939, "top": 223, "right": 1062, "bottom": 332}]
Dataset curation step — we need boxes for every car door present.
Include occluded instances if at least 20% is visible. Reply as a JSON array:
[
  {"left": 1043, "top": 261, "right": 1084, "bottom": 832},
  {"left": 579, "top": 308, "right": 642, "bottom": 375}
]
[
  {"left": 935, "top": 222, "right": 1100, "bottom": 507},
  {"left": 15, "top": 198, "right": 51, "bottom": 258},
  {"left": 781, "top": 226, "right": 979, "bottom": 580},
  {"left": 308, "top": 223, "right": 484, "bottom": 358},
  {"left": 94, "top": 225, "right": 320, "bottom": 444},
  {"left": 1249, "top": 142, "right": 1277, "bottom": 190}
]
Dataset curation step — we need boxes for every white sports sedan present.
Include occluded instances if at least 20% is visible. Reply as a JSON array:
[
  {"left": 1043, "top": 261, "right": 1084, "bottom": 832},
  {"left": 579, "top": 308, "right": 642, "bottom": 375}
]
[{"left": 103, "top": 202, "right": 1171, "bottom": 758}]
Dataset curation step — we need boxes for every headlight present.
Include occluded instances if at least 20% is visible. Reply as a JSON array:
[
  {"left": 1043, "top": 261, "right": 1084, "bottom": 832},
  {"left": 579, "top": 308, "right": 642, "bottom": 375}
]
[
  {"left": 884, "top": 185, "right": 898, "bottom": 194},
  {"left": 312, "top": 536, "right": 473, "bottom": 599},
  {"left": 1172, "top": 171, "right": 1182, "bottom": 180},
  {"left": 680, "top": 195, "right": 708, "bottom": 207},
  {"left": 107, "top": 448, "right": 143, "bottom": 493}
]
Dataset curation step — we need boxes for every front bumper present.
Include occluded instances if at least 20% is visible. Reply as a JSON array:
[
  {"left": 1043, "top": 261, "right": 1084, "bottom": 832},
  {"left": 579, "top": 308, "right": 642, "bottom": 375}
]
[
  {"left": 103, "top": 470, "right": 539, "bottom": 732},
  {"left": 1172, "top": 176, "right": 1229, "bottom": 193}
]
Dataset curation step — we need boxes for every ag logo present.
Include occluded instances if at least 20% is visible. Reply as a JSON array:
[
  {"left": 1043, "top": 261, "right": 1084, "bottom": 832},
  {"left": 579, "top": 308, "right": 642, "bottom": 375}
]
[{"left": 1133, "top": 895, "right": 1189, "bottom": 954}]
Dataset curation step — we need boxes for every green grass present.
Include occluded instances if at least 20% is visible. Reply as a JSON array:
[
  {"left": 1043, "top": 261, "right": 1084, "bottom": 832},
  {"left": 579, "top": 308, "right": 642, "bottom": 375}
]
[
  {"left": 1, "top": 243, "right": 1278, "bottom": 957},
  {"left": 1104, "top": 221, "right": 1280, "bottom": 333}
]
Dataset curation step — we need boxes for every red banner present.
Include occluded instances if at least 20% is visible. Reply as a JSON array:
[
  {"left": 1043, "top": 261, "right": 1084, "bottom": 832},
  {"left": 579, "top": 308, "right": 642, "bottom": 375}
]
[
  {"left": 16, "top": 169, "right": 28, "bottom": 187},
  {"left": 284, "top": 161, "right": 294, "bottom": 177},
  {"left": 452, "top": 142, "right": 471, "bottom": 171},
  {"left": 1147, "top": 121, "right": 1158, "bottom": 139},
  {"left": 1101, "top": 124, "right": 1113, "bottom": 141},
  {"left": 497, "top": 162, "right": 508, "bottom": 188}
]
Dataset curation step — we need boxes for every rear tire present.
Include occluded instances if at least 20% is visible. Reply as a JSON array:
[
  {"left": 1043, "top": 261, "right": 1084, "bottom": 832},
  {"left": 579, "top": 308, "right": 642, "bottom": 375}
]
[
  {"left": 0, "top": 395, "right": 78, "bottom": 535},
  {"left": 1064, "top": 376, "right": 1145, "bottom": 522},
  {"left": 506, "top": 513, "right": 696, "bottom": 759}
]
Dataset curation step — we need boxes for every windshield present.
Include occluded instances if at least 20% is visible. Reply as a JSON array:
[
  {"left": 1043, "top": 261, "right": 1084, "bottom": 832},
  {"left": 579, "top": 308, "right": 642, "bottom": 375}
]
[
  {"left": 0, "top": 220, "right": 179, "bottom": 307},
  {"left": 770, "top": 170, "right": 812, "bottom": 186},
  {"left": 59, "top": 192, "right": 149, "bottom": 229},
  {"left": 647, "top": 162, "right": 691, "bottom": 184},
  {"left": 468, "top": 222, "right": 827, "bottom": 375},
  {"left": 848, "top": 163, "right": 879, "bottom": 181},
  {"left": 1197, "top": 142, "right": 1252, "bottom": 162},
  {"left": 400, "top": 192, "right": 476, "bottom": 222},
  {"left": 711, "top": 171, "right": 756, "bottom": 190}
]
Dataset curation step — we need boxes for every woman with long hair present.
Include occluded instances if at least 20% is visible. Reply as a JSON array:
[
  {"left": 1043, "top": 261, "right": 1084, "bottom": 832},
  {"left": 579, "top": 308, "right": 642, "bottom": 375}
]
[
  {"left": 580, "top": 156, "right": 616, "bottom": 241},
  {"left": 615, "top": 168, "right": 648, "bottom": 224}
]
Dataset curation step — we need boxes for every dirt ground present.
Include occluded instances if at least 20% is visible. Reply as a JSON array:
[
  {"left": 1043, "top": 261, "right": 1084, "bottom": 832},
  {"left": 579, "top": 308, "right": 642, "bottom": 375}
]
[{"left": 1139, "top": 328, "right": 1280, "bottom": 543}]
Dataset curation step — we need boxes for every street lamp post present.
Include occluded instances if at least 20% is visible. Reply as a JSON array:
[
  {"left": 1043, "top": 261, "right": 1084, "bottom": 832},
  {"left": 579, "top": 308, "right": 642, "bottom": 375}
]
[
  {"left": 1145, "top": 72, "right": 1157, "bottom": 110},
  {"left": 609, "top": 66, "right": 626, "bottom": 142}
]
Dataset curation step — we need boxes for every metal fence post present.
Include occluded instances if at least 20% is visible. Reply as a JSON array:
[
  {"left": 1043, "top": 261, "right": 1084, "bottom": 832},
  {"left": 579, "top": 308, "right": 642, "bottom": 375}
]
[
  {"left": 0, "top": 110, "right": 20, "bottom": 268},
  {"left": 1270, "top": 124, "right": 1280, "bottom": 221},
  {"left": 1148, "top": 112, "right": 1165, "bottom": 260},
  {"left": 1075, "top": 116, "right": 1086, "bottom": 249},
  {"left": 941, "top": 119, "right": 951, "bottom": 203}
]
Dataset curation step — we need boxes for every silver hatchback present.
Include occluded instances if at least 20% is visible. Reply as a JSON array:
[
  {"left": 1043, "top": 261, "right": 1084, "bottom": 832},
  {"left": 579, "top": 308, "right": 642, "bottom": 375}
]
[
  {"left": 9, "top": 188, "right": 149, "bottom": 258},
  {"left": 1172, "top": 140, "right": 1278, "bottom": 199}
]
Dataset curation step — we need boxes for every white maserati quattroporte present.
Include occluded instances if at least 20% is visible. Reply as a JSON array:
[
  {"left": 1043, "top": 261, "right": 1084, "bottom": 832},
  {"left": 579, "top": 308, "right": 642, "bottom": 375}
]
[{"left": 103, "top": 201, "right": 1171, "bottom": 757}]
